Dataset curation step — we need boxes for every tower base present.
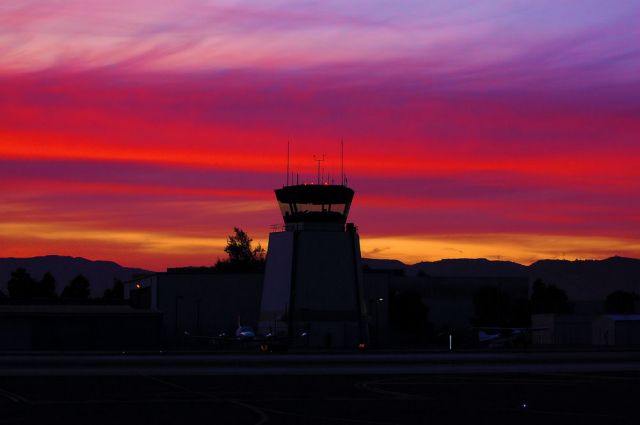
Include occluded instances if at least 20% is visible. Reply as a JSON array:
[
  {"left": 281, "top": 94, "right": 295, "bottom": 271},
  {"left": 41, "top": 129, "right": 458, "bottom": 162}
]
[{"left": 259, "top": 224, "right": 368, "bottom": 349}]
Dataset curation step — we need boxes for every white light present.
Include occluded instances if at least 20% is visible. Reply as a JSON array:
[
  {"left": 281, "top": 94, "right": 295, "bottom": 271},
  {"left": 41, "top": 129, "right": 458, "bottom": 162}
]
[
  {"left": 378, "top": 298, "right": 384, "bottom": 301},
  {"left": 449, "top": 334, "right": 453, "bottom": 351}
]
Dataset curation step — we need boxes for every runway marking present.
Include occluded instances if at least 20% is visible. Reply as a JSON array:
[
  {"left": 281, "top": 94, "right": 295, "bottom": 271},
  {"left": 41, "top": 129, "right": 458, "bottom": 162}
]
[
  {"left": 27, "top": 398, "right": 231, "bottom": 405},
  {"left": 496, "top": 405, "right": 629, "bottom": 421},
  {"left": 144, "top": 376, "right": 406, "bottom": 424},
  {"left": 255, "top": 405, "right": 405, "bottom": 425},
  {"left": 142, "top": 375, "right": 269, "bottom": 425},
  {"left": 355, "top": 377, "right": 436, "bottom": 401},
  {"left": 0, "top": 387, "right": 29, "bottom": 404},
  {"left": 357, "top": 375, "right": 631, "bottom": 422},
  {"left": 372, "top": 381, "right": 574, "bottom": 387},
  {"left": 228, "top": 400, "right": 269, "bottom": 425},
  {"left": 406, "top": 373, "right": 629, "bottom": 385},
  {"left": 538, "top": 371, "right": 640, "bottom": 382}
]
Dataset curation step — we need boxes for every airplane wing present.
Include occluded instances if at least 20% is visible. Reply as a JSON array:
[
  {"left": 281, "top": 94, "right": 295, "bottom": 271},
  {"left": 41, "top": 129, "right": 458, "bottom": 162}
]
[{"left": 472, "top": 327, "right": 549, "bottom": 332}]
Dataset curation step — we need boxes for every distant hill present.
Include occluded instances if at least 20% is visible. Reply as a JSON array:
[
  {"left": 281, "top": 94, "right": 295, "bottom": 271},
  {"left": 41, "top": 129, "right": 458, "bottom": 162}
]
[
  {"left": 362, "top": 258, "right": 407, "bottom": 271},
  {"left": 0, "top": 256, "right": 154, "bottom": 298},
  {"left": 2, "top": 255, "right": 638, "bottom": 302},
  {"left": 410, "top": 258, "right": 528, "bottom": 278},
  {"left": 528, "top": 256, "right": 640, "bottom": 301},
  {"left": 363, "top": 256, "right": 640, "bottom": 301}
]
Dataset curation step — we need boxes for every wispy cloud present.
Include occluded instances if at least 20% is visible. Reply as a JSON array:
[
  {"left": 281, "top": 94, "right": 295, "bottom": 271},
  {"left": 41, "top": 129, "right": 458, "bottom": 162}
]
[{"left": 1, "top": 1, "right": 639, "bottom": 268}]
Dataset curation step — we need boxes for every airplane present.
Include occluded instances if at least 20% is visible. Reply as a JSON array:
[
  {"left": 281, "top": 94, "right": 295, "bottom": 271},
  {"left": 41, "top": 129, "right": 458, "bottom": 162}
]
[
  {"left": 183, "top": 316, "right": 288, "bottom": 351},
  {"left": 184, "top": 316, "right": 256, "bottom": 343},
  {"left": 235, "top": 317, "right": 257, "bottom": 340},
  {"left": 471, "top": 326, "right": 548, "bottom": 348}
]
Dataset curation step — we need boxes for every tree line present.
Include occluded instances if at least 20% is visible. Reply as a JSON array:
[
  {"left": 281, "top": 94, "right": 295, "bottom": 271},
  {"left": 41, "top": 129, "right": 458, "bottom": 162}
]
[
  {"left": 0, "top": 228, "right": 265, "bottom": 303},
  {"left": 472, "top": 278, "right": 639, "bottom": 327},
  {"left": 389, "top": 277, "right": 639, "bottom": 344},
  {"left": 214, "top": 227, "right": 266, "bottom": 272},
  {"left": 1, "top": 268, "right": 124, "bottom": 303}
]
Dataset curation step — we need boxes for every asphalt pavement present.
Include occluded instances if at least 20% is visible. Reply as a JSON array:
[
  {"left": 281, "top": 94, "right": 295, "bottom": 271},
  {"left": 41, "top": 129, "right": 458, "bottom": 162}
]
[{"left": 0, "top": 351, "right": 638, "bottom": 424}]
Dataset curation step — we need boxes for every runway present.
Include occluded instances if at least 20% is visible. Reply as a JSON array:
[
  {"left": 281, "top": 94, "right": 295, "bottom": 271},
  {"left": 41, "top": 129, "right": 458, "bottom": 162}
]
[
  {"left": 0, "top": 350, "right": 639, "bottom": 376},
  {"left": 0, "top": 352, "right": 638, "bottom": 424}
]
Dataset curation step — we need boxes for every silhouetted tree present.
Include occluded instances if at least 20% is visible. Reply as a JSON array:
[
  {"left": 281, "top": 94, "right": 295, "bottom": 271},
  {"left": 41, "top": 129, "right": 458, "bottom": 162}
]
[
  {"left": 7, "top": 268, "right": 37, "bottom": 298},
  {"left": 604, "top": 290, "right": 639, "bottom": 314},
  {"left": 61, "top": 274, "right": 91, "bottom": 300},
  {"left": 511, "top": 296, "right": 532, "bottom": 327},
  {"left": 103, "top": 279, "right": 124, "bottom": 301},
  {"left": 215, "top": 227, "right": 266, "bottom": 272},
  {"left": 389, "top": 289, "right": 429, "bottom": 338},
  {"left": 473, "top": 286, "right": 510, "bottom": 327},
  {"left": 473, "top": 286, "right": 530, "bottom": 327},
  {"left": 35, "top": 272, "right": 57, "bottom": 299},
  {"left": 530, "top": 279, "right": 571, "bottom": 314}
]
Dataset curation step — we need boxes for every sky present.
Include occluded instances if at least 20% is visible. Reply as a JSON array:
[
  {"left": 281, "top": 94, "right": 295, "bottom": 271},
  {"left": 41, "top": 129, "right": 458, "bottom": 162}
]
[{"left": 1, "top": 0, "right": 639, "bottom": 270}]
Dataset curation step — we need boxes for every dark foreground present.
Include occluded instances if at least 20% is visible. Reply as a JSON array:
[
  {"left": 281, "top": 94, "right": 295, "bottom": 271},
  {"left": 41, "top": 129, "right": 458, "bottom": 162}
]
[{"left": 0, "top": 352, "right": 638, "bottom": 424}]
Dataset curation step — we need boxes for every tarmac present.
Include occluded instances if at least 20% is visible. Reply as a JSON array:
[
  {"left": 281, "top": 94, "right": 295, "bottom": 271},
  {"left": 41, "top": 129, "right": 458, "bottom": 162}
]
[{"left": 0, "top": 351, "right": 638, "bottom": 424}]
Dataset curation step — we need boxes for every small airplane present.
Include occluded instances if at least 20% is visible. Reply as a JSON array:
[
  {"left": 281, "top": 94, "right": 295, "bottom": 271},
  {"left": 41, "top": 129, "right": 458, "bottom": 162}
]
[
  {"left": 184, "top": 316, "right": 257, "bottom": 343},
  {"left": 183, "top": 316, "right": 288, "bottom": 351},
  {"left": 472, "top": 326, "right": 548, "bottom": 348},
  {"left": 235, "top": 324, "right": 256, "bottom": 340}
]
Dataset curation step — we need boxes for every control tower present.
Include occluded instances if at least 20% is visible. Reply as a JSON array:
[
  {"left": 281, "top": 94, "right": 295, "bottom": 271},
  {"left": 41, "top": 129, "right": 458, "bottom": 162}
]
[{"left": 259, "top": 183, "right": 369, "bottom": 348}]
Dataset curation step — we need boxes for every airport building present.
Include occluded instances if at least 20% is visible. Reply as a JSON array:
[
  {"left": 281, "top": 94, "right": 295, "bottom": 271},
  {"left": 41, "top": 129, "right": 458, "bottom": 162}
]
[
  {"left": 532, "top": 313, "right": 640, "bottom": 346},
  {"left": 0, "top": 305, "right": 161, "bottom": 350},
  {"left": 124, "top": 267, "right": 530, "bottom": 348},
  {"left": 592, "top": 315, "right": 640, "bottom": 346},
  {"left": 125, "top": 271, "right": 263, "bottom": 347},
  {"left": 364, "top": 271, "right": 529, "bottom": 345},
  {"left": 259, "top": 183, "right": 369, "bottom": 348},
  {"left": 122, "top": 180, "right": 534, "bottom": 349},
  {"left": 531, "top": 314, "right": 593, "bottom": 345}
]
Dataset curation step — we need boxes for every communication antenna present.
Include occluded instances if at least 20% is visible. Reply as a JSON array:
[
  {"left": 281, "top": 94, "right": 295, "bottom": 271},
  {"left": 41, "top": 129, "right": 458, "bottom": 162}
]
[
  {"left": 341, "top": 139, "right": 344, "bottom": 186},
  {"left": 286, "top": 140, "right": 290, "bottom": 186},
  {"left": 313, "top": 154, "right": 325, "bottom": 185}
]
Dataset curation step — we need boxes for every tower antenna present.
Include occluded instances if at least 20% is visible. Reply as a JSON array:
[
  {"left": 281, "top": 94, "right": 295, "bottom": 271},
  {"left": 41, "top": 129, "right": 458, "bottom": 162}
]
[
  {"left": 341, "top": 138, "right": 344, "bottom": 186},
  {"left": 286, "top": 140, "right": 290, "bottom": 186},
  {"left": 313, "top": 154, "right": 325, "bottom": 185}
]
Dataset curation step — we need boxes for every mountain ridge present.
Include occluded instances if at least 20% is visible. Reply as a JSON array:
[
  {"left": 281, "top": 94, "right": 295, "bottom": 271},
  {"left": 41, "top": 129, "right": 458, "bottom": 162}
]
[
  {"left": 0, "top": 255, "right": 154, "bottom": 297},
  {"left": 363, "top": 256, "right": 640, "bottom": 301},
  {"left": 1, "top": 255, "right": 638, "bottom": 302}
]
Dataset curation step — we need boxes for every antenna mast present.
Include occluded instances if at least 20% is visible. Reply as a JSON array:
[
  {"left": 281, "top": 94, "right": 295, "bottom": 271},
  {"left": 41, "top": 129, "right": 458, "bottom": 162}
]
[
  {"left": 313, "top": 154, "right": 325, "bottom": 185},
  {"left": 286, "top": 140, "right": 290, "bottom": 186},
  {"left": 341, "top": 138, "right": 344, "bottom": 186}
]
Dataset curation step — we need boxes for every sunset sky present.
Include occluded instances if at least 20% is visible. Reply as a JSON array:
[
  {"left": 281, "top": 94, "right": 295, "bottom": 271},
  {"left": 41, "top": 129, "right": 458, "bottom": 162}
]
[{"left": 1, "top": 1, "right": 639, "bottom": 270}]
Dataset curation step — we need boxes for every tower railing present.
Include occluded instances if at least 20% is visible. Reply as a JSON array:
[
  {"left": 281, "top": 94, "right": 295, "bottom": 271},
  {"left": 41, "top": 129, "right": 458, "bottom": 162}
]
[{"left": 269, "top": 223, "right": 286, "bottom": 232}]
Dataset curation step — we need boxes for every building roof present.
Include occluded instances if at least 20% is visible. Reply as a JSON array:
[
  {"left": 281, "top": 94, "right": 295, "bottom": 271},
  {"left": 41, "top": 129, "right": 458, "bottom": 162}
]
[
  {"left": 275, "top": 184, "right": 354, "bottom": 204},
  {"left": 602, "top": 314, "right": 640, "bottom": 321},
  {"left": 0, "top": 305, "right": 160, "bottom": 317}
]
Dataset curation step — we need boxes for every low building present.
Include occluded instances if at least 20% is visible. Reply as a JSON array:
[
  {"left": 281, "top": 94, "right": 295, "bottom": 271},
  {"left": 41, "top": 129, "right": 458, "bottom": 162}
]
[
  {"left": 124, "top": 267, "right": 529, "bottom": 349},
  {"left": 364, "top": 271, "right": 529, "bottom": 346},
  {"left": 125, "top": 271, "right": 263, "bottom": 347},
  {"left": 531, "top": 314, "right": 593, "bottom": 345},
  {"left": 0, "top": 305, "right": 161, "bottom": 350},
  {"left": 593, "top": 315, "right": 640, "bottom": 346},
  {"left": 532, "top": 314, "right": 640, "bottom": 346}
]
